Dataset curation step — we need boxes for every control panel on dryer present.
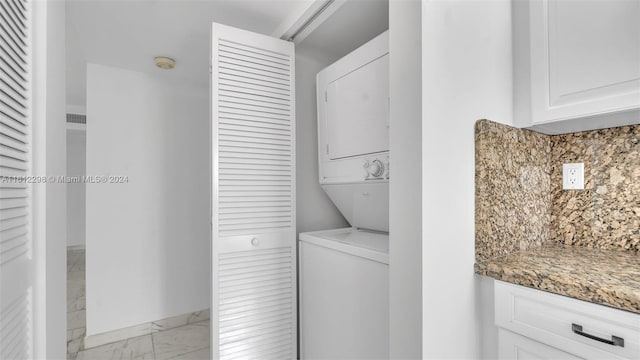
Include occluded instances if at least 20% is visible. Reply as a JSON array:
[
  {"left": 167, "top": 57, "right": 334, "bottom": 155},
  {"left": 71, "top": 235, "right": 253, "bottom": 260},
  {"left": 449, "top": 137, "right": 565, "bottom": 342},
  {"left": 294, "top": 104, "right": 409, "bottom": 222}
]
[{"left": 363, "top": 156, "right": 389, "bottom": 180}]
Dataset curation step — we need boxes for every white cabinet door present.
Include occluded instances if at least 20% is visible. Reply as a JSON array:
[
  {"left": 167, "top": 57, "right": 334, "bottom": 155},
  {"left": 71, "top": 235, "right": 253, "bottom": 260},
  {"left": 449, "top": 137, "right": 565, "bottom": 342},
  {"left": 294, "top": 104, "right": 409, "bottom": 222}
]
[
  {"left": 525, "top": 0, "right": 640, "bottom": 130},
  {"left": 499, "top": 330, "right": 585, "bottom": 360},
  {"left": 0, "top": 0, "right": 36, "bottom": 359},
  {"left": 211, "top": 23, "right": 296, "bottom": 360}
]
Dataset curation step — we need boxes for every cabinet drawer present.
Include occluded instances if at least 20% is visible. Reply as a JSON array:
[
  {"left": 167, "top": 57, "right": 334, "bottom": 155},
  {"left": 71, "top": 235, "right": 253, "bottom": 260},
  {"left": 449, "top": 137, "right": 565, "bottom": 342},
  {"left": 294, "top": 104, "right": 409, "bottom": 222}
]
[
  {"left": 499, "top": 329, "right": 584, "bottom": 360},
  {"left": 495, "top": 281, "right": 640, "bottom": 359}
]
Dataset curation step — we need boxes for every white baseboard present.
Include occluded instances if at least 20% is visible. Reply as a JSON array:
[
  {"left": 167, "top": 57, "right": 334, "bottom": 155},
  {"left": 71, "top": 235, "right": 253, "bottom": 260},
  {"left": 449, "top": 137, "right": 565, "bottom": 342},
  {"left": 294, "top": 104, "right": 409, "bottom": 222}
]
[{"left": 84, "top": 309, "right": 210, "bottom": 349}]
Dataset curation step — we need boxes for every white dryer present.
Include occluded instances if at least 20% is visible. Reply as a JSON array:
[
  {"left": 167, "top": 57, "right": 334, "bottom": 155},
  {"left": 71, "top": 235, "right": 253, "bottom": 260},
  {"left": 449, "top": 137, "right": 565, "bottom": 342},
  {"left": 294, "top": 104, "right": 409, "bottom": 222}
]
[{"left": 299, "top": 228, "right": 389, "bottom": 359}]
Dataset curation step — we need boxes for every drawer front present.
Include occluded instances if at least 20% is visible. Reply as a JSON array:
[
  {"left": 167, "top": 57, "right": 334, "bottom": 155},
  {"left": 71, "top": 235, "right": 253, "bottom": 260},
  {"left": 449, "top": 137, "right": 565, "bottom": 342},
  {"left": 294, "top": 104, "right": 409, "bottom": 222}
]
[
  {"left": 495, "top": 281, "right": 640, "bottom": 360},
  {"left": 499, "top": 329, "right": 584, "bottom": 360}
]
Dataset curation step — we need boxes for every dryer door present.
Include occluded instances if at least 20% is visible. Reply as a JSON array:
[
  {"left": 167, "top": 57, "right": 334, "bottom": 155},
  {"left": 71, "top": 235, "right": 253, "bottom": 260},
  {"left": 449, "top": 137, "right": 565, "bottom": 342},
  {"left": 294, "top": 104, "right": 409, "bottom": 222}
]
[{"left": 326, "top": 54, "right": 389, "bottom": 160}]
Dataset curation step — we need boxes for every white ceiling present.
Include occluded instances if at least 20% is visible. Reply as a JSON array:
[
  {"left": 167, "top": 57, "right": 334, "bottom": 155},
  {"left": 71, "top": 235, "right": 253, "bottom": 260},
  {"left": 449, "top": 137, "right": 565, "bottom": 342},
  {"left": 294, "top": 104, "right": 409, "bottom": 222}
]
[
  {"left": 66, "top": 0, "right": 312, "bottom": 106},
  {"left": 66, "top": 0, "right": 389, "bottom": 108}
]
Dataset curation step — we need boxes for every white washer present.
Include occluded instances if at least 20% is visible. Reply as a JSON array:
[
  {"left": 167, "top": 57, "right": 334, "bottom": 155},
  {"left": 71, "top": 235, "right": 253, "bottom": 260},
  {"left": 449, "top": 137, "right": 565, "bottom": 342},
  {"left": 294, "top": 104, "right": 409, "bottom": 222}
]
[{"left": 299, "top": 228, "right": 389, "bottom": 359}]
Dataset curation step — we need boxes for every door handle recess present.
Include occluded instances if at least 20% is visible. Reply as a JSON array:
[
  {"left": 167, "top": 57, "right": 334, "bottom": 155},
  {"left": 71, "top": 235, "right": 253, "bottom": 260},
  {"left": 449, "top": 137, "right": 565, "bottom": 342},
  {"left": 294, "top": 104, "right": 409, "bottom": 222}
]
[{"left": 571, "top": 323, "right": 624, "bottom": 347}]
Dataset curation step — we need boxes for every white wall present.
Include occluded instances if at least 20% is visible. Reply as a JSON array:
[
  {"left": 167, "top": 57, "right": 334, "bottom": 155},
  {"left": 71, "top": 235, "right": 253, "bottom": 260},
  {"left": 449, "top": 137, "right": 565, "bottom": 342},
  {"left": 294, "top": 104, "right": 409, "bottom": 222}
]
[
  {"left": 32, "top": 0, "right": 67, "bottom": 358},
  {"left": 295, "top": 52, "right": 349, "bottom": 233},
  {"left": 421, "top": 1, "right": 513, "bottom": 358},
  {"left": 389, "top": 1, "right": 423, "bottom": 358},
  {"left": 66, "top": 129, "right": 86, "bottom": 247},
  {"left": 85, "top": 64, "right": 210, "bottom": 335}
]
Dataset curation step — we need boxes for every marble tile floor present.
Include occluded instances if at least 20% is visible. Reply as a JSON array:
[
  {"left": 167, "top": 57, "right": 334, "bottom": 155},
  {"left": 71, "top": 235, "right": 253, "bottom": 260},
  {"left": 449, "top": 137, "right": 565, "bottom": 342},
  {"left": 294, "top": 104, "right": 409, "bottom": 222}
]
[{"left": 67, "top": 248, "right": 210, "bottom": 360}]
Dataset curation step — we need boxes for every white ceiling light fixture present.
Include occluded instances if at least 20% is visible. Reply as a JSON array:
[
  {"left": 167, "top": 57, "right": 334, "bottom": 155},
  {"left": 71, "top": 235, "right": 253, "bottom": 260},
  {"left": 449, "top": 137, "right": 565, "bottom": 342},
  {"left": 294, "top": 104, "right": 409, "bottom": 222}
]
[{"left": 154, "top": 56, "right": 176, "bottom": 70}]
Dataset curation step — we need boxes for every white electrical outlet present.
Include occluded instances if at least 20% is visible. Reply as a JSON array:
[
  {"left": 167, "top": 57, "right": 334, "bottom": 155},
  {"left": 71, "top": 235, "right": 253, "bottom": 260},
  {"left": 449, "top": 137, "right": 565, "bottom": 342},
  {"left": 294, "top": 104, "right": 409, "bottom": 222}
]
[{"left": 562, "top": 163, "right": 584, "bottom": 190}]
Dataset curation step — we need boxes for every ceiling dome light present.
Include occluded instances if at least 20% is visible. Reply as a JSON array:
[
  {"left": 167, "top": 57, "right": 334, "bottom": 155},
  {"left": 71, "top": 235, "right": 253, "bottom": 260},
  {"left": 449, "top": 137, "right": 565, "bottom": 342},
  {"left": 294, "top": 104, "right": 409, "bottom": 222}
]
[{"left": 154, "top": 56, "right": 176, "bottom": 70}]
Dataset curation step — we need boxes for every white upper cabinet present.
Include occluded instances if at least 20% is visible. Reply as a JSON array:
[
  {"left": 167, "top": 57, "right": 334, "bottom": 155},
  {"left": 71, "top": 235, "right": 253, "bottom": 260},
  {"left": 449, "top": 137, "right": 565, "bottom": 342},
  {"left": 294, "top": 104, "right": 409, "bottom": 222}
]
[{"left": 515, "top": 0, "right": 640, "bottom": 134}]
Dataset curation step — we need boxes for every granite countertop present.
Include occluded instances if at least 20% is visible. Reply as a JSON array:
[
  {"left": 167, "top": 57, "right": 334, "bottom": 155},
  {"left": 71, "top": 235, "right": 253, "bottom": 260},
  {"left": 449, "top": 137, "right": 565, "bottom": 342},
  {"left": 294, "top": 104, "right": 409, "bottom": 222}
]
[{"left": 475, "top": 245, "right": 640, "bottom": 314}]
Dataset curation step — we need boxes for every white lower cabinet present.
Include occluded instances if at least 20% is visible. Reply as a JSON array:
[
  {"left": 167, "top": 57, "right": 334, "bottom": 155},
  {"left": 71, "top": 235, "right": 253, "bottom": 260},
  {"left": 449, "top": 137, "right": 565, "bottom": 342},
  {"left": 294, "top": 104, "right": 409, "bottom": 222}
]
[{"left": 495, "top": 281, "right": 640, "bottom": 360}]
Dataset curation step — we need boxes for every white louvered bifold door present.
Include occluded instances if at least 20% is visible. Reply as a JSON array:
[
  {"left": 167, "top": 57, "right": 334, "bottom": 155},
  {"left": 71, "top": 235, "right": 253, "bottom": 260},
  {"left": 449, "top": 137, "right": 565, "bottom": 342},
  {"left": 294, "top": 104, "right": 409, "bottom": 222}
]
[
  {"left": 0, "top": 0, "right": 34, "bottom": 359},
  {"left": 211, "top": 23, "right": 296, "bottom": 360}
]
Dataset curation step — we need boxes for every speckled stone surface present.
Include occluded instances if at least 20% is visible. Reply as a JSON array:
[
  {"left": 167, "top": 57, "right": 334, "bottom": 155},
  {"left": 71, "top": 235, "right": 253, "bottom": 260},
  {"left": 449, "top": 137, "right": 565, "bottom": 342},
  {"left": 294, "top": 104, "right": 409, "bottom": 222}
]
[
  {"left": 475, "top": 246, "right": 640, "bottom": 314},
  {"left": 475, "top": 120, "right": 640, "bottom": 313},
  {"left": 475, "top": 120, "right": 552, "bottom": 262},
  {"left": 551, "top": 125, "right": 640, "bottom": 251}
]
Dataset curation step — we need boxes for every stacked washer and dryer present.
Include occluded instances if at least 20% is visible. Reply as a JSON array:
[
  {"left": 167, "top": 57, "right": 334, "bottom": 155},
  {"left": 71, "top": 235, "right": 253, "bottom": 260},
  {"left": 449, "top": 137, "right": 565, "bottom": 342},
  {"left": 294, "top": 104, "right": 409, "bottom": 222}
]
[{"left": 299, "top": 31, "right": 390, "bottom": 359}]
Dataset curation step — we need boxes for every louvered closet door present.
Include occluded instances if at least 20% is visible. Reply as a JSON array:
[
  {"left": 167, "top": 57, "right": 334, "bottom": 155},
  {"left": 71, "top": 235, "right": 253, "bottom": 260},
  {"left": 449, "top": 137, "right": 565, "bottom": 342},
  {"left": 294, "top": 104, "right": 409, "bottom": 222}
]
[
  {"left": 0, "top": 0, "right": 35, "bottom": 359},
  {"left": 211, "top": 23, "right": 296, "bottom": 360}
]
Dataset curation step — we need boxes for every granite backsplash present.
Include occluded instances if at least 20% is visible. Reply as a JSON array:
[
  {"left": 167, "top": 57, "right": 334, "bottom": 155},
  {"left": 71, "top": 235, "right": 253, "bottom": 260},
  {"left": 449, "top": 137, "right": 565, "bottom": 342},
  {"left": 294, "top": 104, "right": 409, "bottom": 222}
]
[
  {"left": 551, "top": 126, "right": 640, "bottom": 251},
  {"left": 475, "top": 120, "right": 640, "bottom": 262},
  {"left": 475, "top": 120, "right": 551, "bottom": 262}
]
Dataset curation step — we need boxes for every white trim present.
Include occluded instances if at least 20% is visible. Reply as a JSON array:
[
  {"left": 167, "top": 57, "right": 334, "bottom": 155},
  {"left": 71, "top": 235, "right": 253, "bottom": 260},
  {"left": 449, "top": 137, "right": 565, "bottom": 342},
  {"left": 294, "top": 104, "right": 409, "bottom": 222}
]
[
  {"left": 84, "top": 309, "right": 210, "bottom": 349},
  {"left": 32, "top": 0, "right": 49, "bottom": 357},
  {"left": 272, "top": 0, "right": 346, "bottom": 44},
  {"left": 31, "top": 0, "right": 68, "bottom": 358}
]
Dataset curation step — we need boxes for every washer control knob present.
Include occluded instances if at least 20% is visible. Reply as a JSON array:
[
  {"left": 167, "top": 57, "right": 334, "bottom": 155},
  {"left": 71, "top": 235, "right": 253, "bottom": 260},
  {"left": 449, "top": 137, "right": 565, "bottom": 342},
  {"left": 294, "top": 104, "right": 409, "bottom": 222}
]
[{"left": 367, "top": 159, "right": 384, "bottom": 178}]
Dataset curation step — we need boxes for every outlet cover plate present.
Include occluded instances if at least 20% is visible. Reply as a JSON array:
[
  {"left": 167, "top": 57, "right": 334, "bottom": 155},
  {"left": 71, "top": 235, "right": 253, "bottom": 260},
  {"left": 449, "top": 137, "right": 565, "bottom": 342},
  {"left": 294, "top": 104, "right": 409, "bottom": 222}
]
[{"left": 562, "top": 163, "right": 584, "bottom": 190}]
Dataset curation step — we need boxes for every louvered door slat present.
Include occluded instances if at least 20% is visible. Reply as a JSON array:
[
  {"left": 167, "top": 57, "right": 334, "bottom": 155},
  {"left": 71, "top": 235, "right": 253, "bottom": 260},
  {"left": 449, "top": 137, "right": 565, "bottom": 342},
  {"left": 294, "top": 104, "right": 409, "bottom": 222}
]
[
  {"left": 220, "top": 110, "right": 290, "bottom": 124},
  {"left": 0, "top": 146, "right": 27, "bottom": 163},
  {"left": 13, "top": 0, "right": 26, "bottom": 12},
  {"left": 220, "top": 127, "right": 291, "bottom": 140},
  {"left": 0, "top": 65, "right": 26, "bottom": 94},
  {"left": 220, "top": 120, "right": 290, "bottom": 133},
  {"left": 219, "top": 301, "right": 291, "bottom": 319},
  {"left": 0, "top": 84, "right": 27, "bottom": 110},
  {"left": 0, "top": 20, "right": 25, "bottom": 53},
  {"left": 221, "top": 330, "right": 291, "bottom": 358},
  {"left": 219, "top": 54, "right": 289, "bottom": 75},
  {"left": 219, "top": 65, "right": 290, "bottom": 86},
  {"left": 0, "top": 21, "right": 26, "bottom": 56},
  {"left": 212, "top": 22, "right": 296, "bottom": 360},
  {"left": 219, "top": 73, "right": 290, "bottom": 95},
  {"left": 220, "top": 331, "right": 291, "bottom": 353},
  {"left": 0, "top": 1, "right": 25, "bottom": 34},
  {"left": 6, "top": 0, "right": 25, "bottom": 21},
  {"left": 0, "top": 67, "right": 26, "bottom": 97},
  {"left": 0, "top": 207, "right": 27, "bottom": 220},
  {"left": 0, "top": 133, "right": 27, "bottom": 150},
  {"left": 0, "top": 12, "right": 25, "bottom": 52},
  {"left": 0, "top": 44, "right": 26, "bottom": 80},
  {"left": 0, "top": 116, "right": 27, "bottom": 137},
  {"left": 220, "top": 93, "right": 290, "bottom": 110},
  {"left": 219, "top": 42, "right": 290, "bottom": 66},
  {"left": 220, "top": 122, "right": 291, "bottom": 134},
  {"left": 0, "top": 0, "right": 33, "bottom": 358},
  {"left": 0, "top": 214, "right": 26, "bottom": 230},
  {"left": 219, "top": 83, "right": 290, "bottom": 100}
]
